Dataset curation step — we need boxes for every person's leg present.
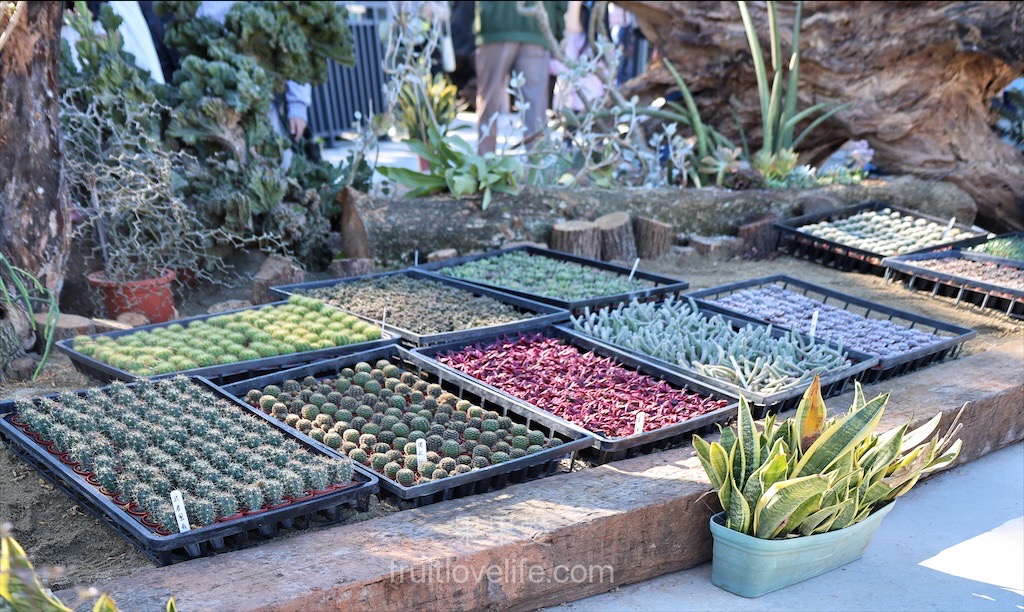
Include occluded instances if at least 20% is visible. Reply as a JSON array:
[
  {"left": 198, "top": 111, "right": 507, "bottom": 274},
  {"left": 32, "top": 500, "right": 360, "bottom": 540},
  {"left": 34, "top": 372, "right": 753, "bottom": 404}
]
[
  {"left": 475, "top": 42, "right": 518, "bottom": 155},
  {"left": 512, "top": 43, "right": 551, "bottom": 146}
]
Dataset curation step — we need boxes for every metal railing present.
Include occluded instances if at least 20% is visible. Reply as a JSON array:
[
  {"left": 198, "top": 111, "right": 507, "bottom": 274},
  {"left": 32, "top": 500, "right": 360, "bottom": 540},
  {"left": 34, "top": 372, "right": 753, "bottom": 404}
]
[{"left": 309, "top": 1, "right": 390, "bottom": 147}]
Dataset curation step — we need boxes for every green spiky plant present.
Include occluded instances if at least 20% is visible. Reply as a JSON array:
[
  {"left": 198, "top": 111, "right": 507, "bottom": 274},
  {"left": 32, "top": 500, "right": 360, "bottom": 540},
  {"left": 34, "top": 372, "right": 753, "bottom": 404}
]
[
  {"left": 737, "top": 1, "right": 850, "bottom": 165},
  {"left": 693, "top": 375, "right": 963, "bottom": 539}
]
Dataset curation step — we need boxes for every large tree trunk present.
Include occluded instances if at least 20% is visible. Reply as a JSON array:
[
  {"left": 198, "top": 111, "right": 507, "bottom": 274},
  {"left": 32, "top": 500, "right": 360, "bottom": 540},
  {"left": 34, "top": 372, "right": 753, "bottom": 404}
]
[
  {"left": 0, "top": 1, "right": 71, "bottom": 298},
  {"left": 620, "top": 1, "right": 1024, "bottom": 232}
]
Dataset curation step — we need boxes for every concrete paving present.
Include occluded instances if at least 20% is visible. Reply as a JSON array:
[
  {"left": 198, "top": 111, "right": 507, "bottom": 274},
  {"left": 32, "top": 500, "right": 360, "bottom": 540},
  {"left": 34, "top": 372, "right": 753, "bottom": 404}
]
[{"left": 557, "top": 441, "right": 1024, "bottom": 612}]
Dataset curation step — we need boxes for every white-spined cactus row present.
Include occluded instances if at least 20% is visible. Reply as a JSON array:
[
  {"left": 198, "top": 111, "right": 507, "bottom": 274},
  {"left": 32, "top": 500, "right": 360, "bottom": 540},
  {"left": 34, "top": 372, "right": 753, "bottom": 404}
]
[{"left": 798, "top": 208, "right": 980, "bottom": 256}]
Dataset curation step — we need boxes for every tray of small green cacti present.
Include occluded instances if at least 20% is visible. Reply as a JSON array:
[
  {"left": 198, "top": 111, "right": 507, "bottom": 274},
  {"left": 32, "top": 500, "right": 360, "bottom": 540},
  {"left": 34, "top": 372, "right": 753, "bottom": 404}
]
[
  {"left": 221, "top": 345, "right": 593, "bottom": 509},
  {"left": 56, "top": 296, "right": 398, "bottom": 385},
  {"left": 881, "top": 250, "right": 1024, "bottom": 318},
  {"left": 414, "top": 245, "right": 690, "bottom": 311},
  {"left": 774, "top": 201, "right": 989, "bottom": 274},
  {"left": 269, "top": 268, "right": 570, "bottom": 346},
  {"left": 0, "top": 376, "right": 378, "bottom": 565},
  {"left": 685, "top": 275, "right": 977, "bottom": 384},
  {"left": 568, "top": 295, "right": 879, "bottom": 417}
]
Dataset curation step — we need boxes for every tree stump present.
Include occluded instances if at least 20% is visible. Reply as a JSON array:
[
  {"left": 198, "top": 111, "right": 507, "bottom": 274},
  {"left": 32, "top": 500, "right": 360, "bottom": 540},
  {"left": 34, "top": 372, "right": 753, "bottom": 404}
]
[
  {"left": 595, "top": 212, "right": 638, "bottom": 262},
  {"left": 32, "top": 312, "right": 95, "bottom": 352},
  {"left": 550, "top": 220, "right": 602, "bottom": 259},
  {"left": 738, "top": 213, "right": 781, "bottom": 259},
  {"left": 0, "top": 320, "right": 25, "bottom": 373},
  {"left": 634, "top": 217, "right": 674, "bottom": 260}
]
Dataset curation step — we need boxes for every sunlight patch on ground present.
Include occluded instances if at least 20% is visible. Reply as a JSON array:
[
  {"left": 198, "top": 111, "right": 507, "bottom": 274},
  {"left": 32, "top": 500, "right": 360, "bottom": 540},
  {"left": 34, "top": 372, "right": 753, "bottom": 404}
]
[{"left": 919, "top": 516, "right": 1024, "bottom": 596}]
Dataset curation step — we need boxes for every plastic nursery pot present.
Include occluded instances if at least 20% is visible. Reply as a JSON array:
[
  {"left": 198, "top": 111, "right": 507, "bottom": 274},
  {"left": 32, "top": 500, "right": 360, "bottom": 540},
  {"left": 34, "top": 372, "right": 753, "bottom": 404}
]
[
  {"left": 709, "top": 501, "right": 896, "bottom": 598},
  {"left": 87, "top": 269, "right": 177, "bottom": 324}
]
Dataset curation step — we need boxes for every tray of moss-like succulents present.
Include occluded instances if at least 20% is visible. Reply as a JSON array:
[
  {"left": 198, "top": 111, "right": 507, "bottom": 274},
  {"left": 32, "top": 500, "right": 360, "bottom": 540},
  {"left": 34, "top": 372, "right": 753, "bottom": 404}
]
[
  {"left": 881, "top": 250, "right": 1024, "bottom": 318},
  {"left": 774, "top": 201, "right": 988, "bottom": 274},
  {"left": 269, "top": 269, "right": 569, "bottom": 346},
  {"left": 567, "top": 295, "right": 879, "bottom": 417},
  {"left": 0, "top": 376, "right": 378, "bottom": 565},
  {"left": 57, "top": 296, "right": 397, "bottom": 385},
  {"left": 414, "top": 245, "right": 689, "bottom": 311},
  {"left": 222, "top": 344, "right": 593, "bottom": 509},
  {"left": 685, "top": 275, "right": 977, "bottom": 384},
  {"left": 960, "top": 232, "right": 1024, "bottom": 268},
  {"left": 411, "top": 326, "right": 738, "bottom": 464}
]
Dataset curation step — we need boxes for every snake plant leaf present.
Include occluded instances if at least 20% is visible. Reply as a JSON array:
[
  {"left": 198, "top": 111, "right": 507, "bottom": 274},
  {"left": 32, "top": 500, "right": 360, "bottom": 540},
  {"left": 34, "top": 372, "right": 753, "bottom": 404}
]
[
  {"left": 743, "top": 441, "right": 790, "bottom": 519},
  {"left": 726, "top": 479, "right": 752, "bottom": 534},
  {"left": 799, "top": 504, "right": 840, "bottom": 536},
  {"left": 794, "top": 374, "right": 826, "bottom": 453},
  {"left": 860, "top": 423, "right": 908, "bottom": 484},
  {"left": 777, "top": 489, "right": 825, "bottom": 537},
  {"left": 693, "top": 435, "right": 730, "bottom": 492},
  {"left": 736, "top": 396, "right": 761, "bottom": 485},
  {"left": 815, "top": 497, "right": 858, "bottom": 534},
  {"left": 923, "top": 438, "right": 963, "bottom": 473},
  {"left": 859, "top": 479, "right": 895, "bottom": 509},
  {"left": 899, "top": 412, "right": 943, "bottom": 453},
  {"left": 1, "top": 533, "right": 73, "bottom": 611},
  {"left": 794, "top": 392, "right": 888, "bottom": 478},
  {"left": 753, "top": 474, "right": 829, "bottom": 539}
]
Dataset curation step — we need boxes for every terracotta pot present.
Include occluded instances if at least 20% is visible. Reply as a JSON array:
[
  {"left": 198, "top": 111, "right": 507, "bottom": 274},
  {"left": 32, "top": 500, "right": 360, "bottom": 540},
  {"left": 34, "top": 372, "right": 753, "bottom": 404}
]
[
  {"left": 418, "top": 155, "right": 431, "bottom": 172},
  {"left": 216, "top": 512, "right": 245, "bottom": 523},
  {"left": 87, "top": 269, "right": 176, "bottom": 323}
]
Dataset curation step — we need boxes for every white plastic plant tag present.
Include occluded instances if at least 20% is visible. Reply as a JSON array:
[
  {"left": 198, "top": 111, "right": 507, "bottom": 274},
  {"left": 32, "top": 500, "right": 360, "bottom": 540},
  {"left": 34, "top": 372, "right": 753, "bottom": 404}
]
[
  {"left": 170, "top": 490, "right": 191, "bottom": 533},
  {"left": 633, "top": 411, "right": 647, "bottom": 435},
  {"left": 941, "top": 217, "right": 956, "bottom": 240},
  {"left": 381, "top": 308, "right": 388, "bottom": 333},
  {"left": 414, "top": 250, "right": 419, "bottom": 266},
  {"left": 809, "top": 310, "right": 819, "bottom": 340},
  {"left": 416, "top": 438, "right": 428, "bottom": 464},
  {"left": 628, "top": 257, "right": 640, "bottom": 282}
]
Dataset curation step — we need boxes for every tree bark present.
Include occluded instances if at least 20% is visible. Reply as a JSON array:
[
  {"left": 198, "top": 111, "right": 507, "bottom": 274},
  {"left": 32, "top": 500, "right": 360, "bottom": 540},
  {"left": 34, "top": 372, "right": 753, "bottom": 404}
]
[
  {"left": 595, "top": 211, "right": 638, "bottom": 262},
  {"left": 0, "top": 1, "right": 71, "bottom": 298},
  {"left": 620, "top": 1, "right": 1024, "bottom": 233},
  {"left": 634, "top": 217, "right": 674, "bottom": 260},
  {"left": 550, "top": 220, "right": 602, "bottom": 259}
]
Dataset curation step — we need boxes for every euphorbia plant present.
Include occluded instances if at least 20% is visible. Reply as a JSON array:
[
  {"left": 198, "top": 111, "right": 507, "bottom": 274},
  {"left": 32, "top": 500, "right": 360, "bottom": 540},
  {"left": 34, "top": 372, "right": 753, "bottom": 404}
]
[{"left": 693, "top": 375, "right": 963, "bottom": 539}]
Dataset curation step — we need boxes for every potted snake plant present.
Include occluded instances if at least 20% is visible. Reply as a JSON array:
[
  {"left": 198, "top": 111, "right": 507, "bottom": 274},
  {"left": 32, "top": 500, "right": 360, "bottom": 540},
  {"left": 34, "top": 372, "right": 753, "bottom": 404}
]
[{"left": 693, "top": 375, "right": 963, "bottom": 597}]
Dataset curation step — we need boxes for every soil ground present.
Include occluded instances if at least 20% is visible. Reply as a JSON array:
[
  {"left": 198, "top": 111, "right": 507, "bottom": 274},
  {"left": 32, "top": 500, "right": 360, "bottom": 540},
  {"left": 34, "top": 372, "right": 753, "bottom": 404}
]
[{"left": 0, "top": 250, "right": 1020, "bottom": 591}]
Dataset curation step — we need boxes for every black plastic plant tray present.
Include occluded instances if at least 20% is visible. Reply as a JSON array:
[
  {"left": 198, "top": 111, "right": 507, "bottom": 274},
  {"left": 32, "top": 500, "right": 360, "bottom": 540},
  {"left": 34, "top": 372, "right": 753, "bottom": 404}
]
[
  {"left": 561, "top": 308, "right": 879, "bottom": 418},
  {"left": 881, "top": 251, "right": 1024, "bottom": 318},
  {"left": 410, "top": 326, "right": 740, "bottom": 465},
  {"left": 774, "top": 201, "right": 989, "bottom": 275},
  {"left": 0, "top": 376, "right": 378, "bottom": 566},
  {"left": 220, "top": 345, "right": 593, "bottom": 509},
  {"left": 414, "top": 245, "right": 690, "bottom": 311},
  {"left": 685, "top": 275, "right": 977, "bottom": 384},
  {"left": 268, "top": 268, "right": 570, "bottom": 346},
  {"left": 55, "top": 300, "right": 397, "bottom": 385},
  {"left": 959, "top": 232, "right": 1024, "bottom": 268}
]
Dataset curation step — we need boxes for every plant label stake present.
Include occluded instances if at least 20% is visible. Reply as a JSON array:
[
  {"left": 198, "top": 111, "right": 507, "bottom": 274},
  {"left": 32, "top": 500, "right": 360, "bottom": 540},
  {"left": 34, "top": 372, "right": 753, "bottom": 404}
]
[
  {"left": 381, "top": 308, "right": 388, "bottom": 334},
  {"left": 809, "top": 310, "right": 819, "bottom": 341},
  {"left": 169, "top": 490, "right": 191, "bottom": 533},
  {"left": 415, "top": 438, "right": 428, "bottom": 464},
  {"left": 941, "top": 217, "right": 956, "bottom": 241},
  {"left": 633, "top": 411, "right": 647, "bottom": 435},
  {"left": 628, "top": 258, "right": 641, "bottom": 282},
  {"left": 414, "top": 250, "right": 419, "bottom": 267}
]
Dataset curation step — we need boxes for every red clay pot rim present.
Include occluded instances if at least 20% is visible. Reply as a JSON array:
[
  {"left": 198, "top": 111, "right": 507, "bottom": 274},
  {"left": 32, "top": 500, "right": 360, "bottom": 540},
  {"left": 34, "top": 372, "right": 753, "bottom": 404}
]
[{"left": 86, "top": 269, "right": 176, "bottom": 287}]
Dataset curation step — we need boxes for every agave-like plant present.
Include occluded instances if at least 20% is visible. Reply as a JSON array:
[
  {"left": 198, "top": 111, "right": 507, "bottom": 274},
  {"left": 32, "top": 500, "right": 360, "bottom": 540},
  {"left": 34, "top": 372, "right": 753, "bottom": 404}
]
[{"left": 694, "top": 375, "right": 963, "bottom": 539}]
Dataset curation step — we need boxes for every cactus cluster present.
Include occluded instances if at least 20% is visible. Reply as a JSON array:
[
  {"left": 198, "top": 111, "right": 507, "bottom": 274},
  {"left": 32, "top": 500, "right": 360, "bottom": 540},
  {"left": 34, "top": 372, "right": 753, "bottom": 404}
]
[
  {"left": 12, "top": 376, "right": 353, "bottom": 534},
  {"left": 968, "top": 235, "right": 1024, "bottom": 262},
  {"left": 908, "top": 257, "right": 1024, "bottom": 291},
  {"left": 303, "top": 274, "right": 533, "bottom": 335},
  {"left": 237, "top": 359, "right": 563, "bottom": 487},
  {"left": 797, "top": 208, "right": 981, "bottom": 256},
  {"left": 71, "top": 296, "right": 380, "bottom": 377},
  {"left": 438, "top": 251, "right": 654, "bottom": 301}
]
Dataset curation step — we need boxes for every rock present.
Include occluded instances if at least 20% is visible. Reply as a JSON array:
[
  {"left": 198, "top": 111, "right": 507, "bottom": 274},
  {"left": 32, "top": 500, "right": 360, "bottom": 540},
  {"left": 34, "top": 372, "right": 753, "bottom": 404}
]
[
  {"left": 92, "top": 318, "right": 134, "bottom": 334},
  {"left": 6, "top": 355, "right": 37, "bottom": 381},
  {"left": 252, "top": 255, "right": 305, "bottom": 305},
  {"left": 690, "top": 235, "right": 746, "bottom": 257},
  {"left": 330, "top": 258, "right": 375, "bottom": 279},
  {"left": 326, "top": 231, "right": 343, "bottom": 256},
  {"left": 426, "top": 248, "right": 458, "bottom": 263},
  {"left": 670, "top": 245, "right": 697, "bottom": 258},
  {"left": 207, "top": 300, "right": 254, "bottom": 315},
  {"left": 795, "top": 195, "right": 842, "bottom": 218},
  {"left": 115, "top": 312, "right": 150, "bottom": 328}
]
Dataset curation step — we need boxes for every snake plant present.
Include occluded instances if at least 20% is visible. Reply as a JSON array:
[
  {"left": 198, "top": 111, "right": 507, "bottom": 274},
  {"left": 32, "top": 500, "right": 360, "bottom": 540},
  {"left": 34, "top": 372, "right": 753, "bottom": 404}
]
[{"left": 694, "top": 375, "right": 963, "bottom": 539}]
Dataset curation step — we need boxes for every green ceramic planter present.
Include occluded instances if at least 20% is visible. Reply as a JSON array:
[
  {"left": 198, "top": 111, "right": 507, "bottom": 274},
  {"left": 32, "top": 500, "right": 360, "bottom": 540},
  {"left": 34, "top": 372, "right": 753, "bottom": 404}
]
[{"left": 709, "top": 501, "right": 896, "bottom": 598}]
